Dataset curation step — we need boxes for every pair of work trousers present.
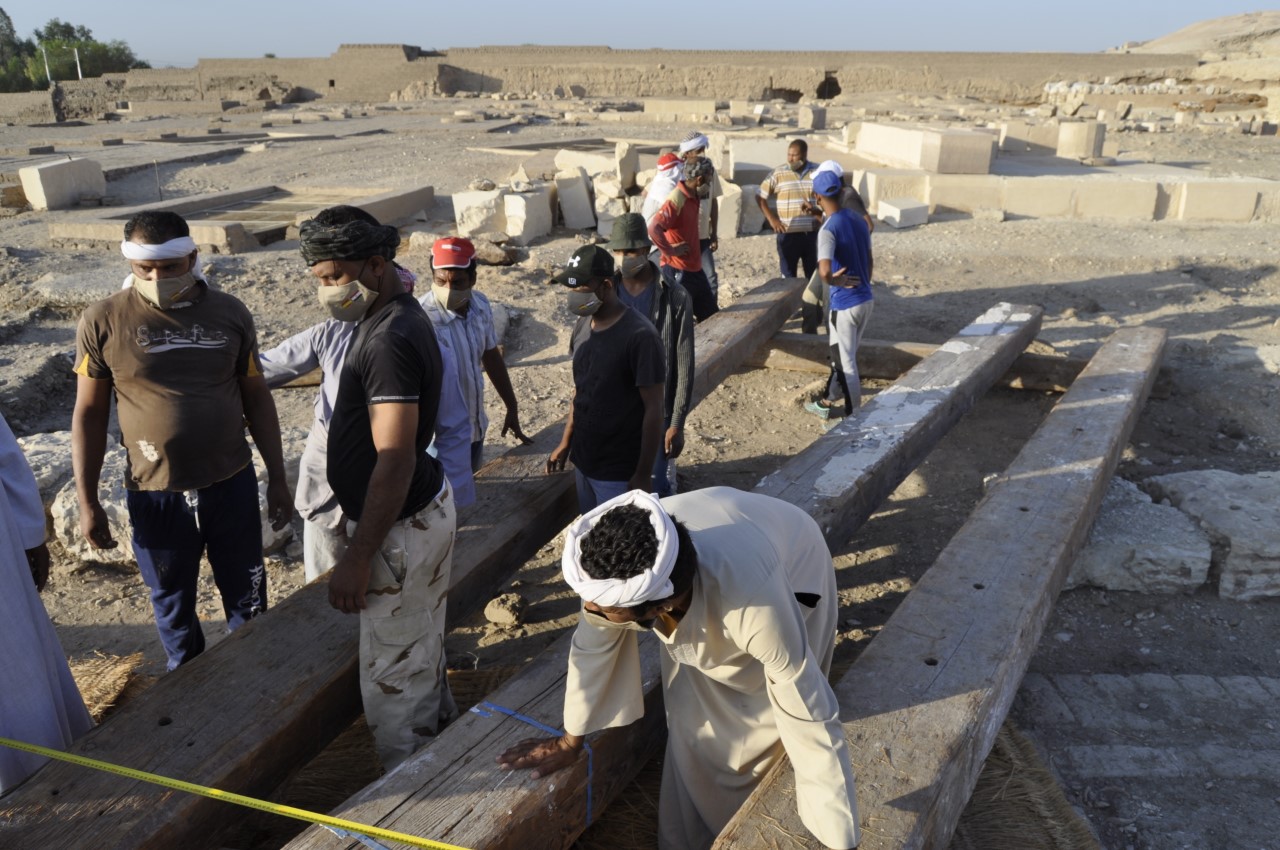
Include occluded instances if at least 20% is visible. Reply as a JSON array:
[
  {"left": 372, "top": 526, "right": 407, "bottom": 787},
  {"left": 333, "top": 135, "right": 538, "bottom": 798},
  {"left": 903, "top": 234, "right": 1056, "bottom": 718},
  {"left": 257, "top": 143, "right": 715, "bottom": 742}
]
[
  {"left": 824, "top": 300, "right": 874, "bottom": 414},
  {"left": 776, "top": 230, "right": 818, "bottom": 280},
  {"left": 661, "top": 265, "right": 719, "bottom": 323},
  {"left": 351, "top": 482, "right": 458, "bottom": 770},
  {"left": 574, "top": 469, "right": 631, "bottom": 516},
  {"left": 302, "top": 516, "right": 345, "bottom": 583},
  {"left": 127, "top": 463, "right": 266, "bottom": 670},
  {"left": 699, "top": 238, "right": 719, "bottom": 299}
]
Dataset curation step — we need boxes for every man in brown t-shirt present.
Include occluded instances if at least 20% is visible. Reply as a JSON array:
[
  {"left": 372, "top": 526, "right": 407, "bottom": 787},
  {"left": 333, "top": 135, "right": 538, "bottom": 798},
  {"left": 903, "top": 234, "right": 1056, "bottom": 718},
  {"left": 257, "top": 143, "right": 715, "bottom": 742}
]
[{"left": 72, "top": 211, "right": 291, "bottom": 670}]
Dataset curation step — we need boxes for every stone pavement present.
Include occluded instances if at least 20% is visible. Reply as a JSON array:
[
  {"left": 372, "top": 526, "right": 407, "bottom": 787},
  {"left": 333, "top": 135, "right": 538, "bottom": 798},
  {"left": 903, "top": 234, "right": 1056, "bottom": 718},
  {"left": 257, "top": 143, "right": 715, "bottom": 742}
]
[{"left": 1013, "top": 671, "right": 1280, "bottom": 850}]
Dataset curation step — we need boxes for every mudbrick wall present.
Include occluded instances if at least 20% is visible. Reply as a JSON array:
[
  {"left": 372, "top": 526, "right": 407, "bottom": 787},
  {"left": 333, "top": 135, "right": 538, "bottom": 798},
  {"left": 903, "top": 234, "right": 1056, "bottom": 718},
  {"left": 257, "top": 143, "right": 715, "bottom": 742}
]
[{"left": 4, "top": 45, "right": 1199, "bottom": 124}]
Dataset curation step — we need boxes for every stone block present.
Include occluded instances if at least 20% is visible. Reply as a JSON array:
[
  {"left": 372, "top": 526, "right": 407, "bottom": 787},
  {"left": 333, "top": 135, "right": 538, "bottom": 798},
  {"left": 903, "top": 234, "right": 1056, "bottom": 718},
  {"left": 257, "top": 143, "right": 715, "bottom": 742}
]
[
  {"left": 999, "top": 120, "right": 1058, "bottom": 155},
  {"left": 856, "top": 123, "right": 994, "bottom": 174},
  {"left": 554, "top": 166, "right": 596, "bottom": 229},
  {"left": 1174, "top": 182, "right": 1261, "bottom": 223},
  {"left": 100, "top": 138, "right": 124, "bottom": 147},
  {"left": 553, "top": 148, "right": 614, "bottom": 177},
  {"left": 1147, "top": 470, "right": 1280, "bottom": 601},
  {"left": 615, "top": 141, "right": 639, "bottom": 189},
  {"left": 717, "top": 181, "right": 744, "bottom": 240},
  {"left": 29, "top": 270, "right": 122, "bottom": 309},
  {"left": 729, "top": 137, "right": 790, "bottom": 183},
  {"left": 1003, "top": 178, "right": 1076, "bottom": 219},
  {"left": 1066, "top": 478, "right": 1211, "bottom": 594},
  {"left": 643, "top": 98, "right": 718, "bottom": 116},
  {"left": 1056, "top": 121, "right": 1106, "bottom": 159},
  {"left": 861, "top": 169, "right": 929, "bottom": 211},
  {"left": 927, "top": 174, "right": 1003, "bottom": 213},
  {"left": 1074, "top": 180, "right": 1157, "bottom": 221},
  {"left": 798, "top": 106, "right": 827, "bottom": 130},
  {"left": 739, "top": 184, "right": 766, "bottom": 234},
  {"left": 15, "top": 431, "right": 75, "bottom": 508},
  {"left": 18, "top": 158, "right": 106, "bottom": 211},
  {"left": 593, "top": 173, "right": 625, "bottom": 199},
  {"left": 594, "top": 194, "right": 627, "bottom": 237},
  {"left": 878, "top": 198, "right": 928, "bottom": 228},
  {"left": 503, "top": 185, "right": 554, "bottom": 245},
  {"left": 729, "top": 100, "right": 752, "bottom": 115},
  {"left": 452, "top": 188, "right": 508, "bottom": 237},
  {"left": 1116, "top": 100, "right": 1134, "bottom": 119}
]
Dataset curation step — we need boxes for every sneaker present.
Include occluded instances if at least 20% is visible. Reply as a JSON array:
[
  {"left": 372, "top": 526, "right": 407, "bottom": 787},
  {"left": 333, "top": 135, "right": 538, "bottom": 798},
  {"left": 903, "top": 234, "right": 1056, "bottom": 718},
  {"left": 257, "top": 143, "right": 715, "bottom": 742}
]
[{"left": 804, "top": 400, "right": 832, "bottom": 420}]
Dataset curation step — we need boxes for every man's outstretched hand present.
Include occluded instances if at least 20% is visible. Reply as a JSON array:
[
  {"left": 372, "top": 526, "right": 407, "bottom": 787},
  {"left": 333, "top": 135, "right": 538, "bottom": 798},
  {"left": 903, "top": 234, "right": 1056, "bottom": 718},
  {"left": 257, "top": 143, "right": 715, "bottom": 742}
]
[{"left": 496, "top": 734, "right": 584, "bottom": 779}]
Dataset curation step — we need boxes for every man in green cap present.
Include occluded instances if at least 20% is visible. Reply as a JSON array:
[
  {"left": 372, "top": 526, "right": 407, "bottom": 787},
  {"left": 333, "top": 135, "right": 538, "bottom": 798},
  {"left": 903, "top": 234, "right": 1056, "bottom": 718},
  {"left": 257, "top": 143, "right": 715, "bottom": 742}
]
[
  {"left": 546, "top": 244, "right": 666, "bottom": 513},
  {"left": 605, "top": 213, "right": 694, "bottom": 497}
]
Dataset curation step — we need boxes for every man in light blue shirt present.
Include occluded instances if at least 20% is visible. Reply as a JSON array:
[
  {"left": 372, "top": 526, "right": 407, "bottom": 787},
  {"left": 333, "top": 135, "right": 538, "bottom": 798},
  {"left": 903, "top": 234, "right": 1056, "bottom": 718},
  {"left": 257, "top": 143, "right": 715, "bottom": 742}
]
[
  {"left": 420, "top": 237, "right": 531, "bottom": 471},
  {"left": 262, "top": 263, "right": 474, "bottom": 581}
]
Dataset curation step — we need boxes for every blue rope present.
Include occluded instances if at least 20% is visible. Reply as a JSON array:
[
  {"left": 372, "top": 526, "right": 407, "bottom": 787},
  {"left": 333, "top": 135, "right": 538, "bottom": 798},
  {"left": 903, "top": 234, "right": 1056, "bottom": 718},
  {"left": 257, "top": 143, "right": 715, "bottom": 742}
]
[{"left": 474, "top": 700, "right": 594, "bottom": 825}]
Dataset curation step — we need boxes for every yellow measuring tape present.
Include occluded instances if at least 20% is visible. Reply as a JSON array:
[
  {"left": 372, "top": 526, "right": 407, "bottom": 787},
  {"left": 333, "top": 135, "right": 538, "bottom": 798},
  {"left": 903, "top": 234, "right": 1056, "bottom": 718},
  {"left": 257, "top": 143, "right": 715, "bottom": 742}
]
[{"left": 0, "top": 736, "right": 471, "bottom": 850}]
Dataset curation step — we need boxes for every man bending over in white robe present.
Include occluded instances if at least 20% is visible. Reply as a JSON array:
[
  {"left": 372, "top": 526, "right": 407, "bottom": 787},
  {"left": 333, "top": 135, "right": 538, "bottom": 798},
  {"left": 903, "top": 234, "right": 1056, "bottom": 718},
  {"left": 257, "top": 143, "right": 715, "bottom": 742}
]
[{"left": 497, "top": 487, "right": 860, "bottom": 850}]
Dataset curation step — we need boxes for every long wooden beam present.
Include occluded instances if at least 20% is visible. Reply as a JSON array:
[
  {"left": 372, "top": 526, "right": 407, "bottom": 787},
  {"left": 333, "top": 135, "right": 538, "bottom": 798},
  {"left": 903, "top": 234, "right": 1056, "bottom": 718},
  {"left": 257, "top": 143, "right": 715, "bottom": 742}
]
[
  {"left": 0, "top": 277, "right": 805, "bottom": 850},
  {"left": 715, "top": 326, "right": 1166, "bottom": 850},
  {"left": 280, "top": 303, "right": 1043, "bottom": 850},
  {"left": 750, "top": 330, "right": 1170, "bottom": 398}
]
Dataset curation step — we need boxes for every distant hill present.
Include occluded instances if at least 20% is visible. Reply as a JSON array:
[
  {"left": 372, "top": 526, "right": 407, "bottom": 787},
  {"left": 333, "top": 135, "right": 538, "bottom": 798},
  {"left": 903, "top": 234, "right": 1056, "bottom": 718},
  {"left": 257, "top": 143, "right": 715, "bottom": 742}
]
[{"left": 1125, "top": 11, "right": 1280, "bottom": 59}]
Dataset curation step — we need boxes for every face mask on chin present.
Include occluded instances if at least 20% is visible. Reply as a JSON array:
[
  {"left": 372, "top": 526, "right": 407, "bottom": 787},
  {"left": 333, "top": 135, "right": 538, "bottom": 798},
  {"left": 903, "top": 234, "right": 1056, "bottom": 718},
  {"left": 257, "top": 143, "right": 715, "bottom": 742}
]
[
  {"left": 567, "top": 289, "right": 602, "bottom": 317},
  {"left": 317, "top": 272, "right": 378, "bottom": 322},
  {"left": 130, "top": 271, "right": 200, "bottom": 310},
  {"left": 789, "top": 159, "right": 806, "bottom": 173},
  {"left": 432, "top": 283, "right": 471, "bottom": 313},
  {"left": 582, "top": 609, "right": 655, "bottom": 632}
]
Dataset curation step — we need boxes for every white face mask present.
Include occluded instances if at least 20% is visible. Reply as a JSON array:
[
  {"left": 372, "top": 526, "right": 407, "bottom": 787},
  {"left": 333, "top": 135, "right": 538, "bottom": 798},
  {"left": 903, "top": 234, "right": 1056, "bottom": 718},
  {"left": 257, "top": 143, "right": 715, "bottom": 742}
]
[
  {"left": 582, "top": 609, "right": 655, "bottom": 632},
  {"left": 129, "top": 271, "right": 200, "bottom": 310},
  {"left": 432, "top": 283, "right": 471, "bottom": 313},
  {"left": 317, "top": 278, "right": 377, "bottom": 322}
]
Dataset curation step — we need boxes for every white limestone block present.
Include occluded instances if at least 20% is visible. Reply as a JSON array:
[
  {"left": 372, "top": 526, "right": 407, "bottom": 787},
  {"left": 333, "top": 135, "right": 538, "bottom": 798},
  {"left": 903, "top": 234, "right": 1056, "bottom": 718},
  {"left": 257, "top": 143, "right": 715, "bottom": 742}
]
[
  {"left": 554, "top": 167, "right": 596, "bottom": 229},
  {"left": 878, "top": 197, "right": 929, "bottom": 228}
]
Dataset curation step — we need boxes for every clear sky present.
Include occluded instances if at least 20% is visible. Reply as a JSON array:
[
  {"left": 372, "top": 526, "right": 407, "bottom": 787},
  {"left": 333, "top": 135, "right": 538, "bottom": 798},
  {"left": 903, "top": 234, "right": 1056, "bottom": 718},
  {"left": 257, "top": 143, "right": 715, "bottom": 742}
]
[{"left": 1, "top": 1, "right": 1263, "bottom": 68}]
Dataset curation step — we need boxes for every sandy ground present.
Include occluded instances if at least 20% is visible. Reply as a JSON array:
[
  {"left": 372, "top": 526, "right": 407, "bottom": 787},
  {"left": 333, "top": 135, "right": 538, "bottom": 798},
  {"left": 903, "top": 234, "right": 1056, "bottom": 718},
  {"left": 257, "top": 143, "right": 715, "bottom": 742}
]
[{"left": 1, "top": 102, "right": 1278, "bottom": 850}]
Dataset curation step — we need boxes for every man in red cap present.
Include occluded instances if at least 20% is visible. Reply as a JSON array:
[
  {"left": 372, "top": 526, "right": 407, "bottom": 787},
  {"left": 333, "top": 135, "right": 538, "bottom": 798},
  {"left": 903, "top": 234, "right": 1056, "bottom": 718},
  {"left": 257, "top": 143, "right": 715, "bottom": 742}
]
[{"left": 421, "top": 237, "right": 530, "bottom": 471}]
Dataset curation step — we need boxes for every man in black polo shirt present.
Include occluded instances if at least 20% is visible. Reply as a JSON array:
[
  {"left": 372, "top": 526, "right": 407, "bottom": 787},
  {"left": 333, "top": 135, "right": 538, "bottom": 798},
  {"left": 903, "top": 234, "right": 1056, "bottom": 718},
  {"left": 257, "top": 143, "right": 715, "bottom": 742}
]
[
  {"left": 298, "top": 206, "right": 455, "bottom": 770},
  {"left": 546, "top": 245, "right": 665, "bottom": 513}
]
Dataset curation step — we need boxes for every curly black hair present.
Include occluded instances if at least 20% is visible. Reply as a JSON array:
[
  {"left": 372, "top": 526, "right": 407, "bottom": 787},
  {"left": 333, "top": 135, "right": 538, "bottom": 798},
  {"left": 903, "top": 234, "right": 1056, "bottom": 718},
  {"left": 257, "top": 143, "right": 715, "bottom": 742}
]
[
  {"left": 579, "top": 507, "right": 699, "bottom": 616},
  {"left": 580, "top": 504, "right": 657, "bottom": 581},
  {"left": 123, "top": 210, "right": 189, "bottom": 244}
]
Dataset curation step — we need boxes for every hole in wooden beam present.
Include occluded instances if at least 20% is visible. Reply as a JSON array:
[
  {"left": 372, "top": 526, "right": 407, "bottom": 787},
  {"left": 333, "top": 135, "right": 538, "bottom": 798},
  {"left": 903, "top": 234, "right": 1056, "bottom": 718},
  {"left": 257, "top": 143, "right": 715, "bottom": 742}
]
[{"left": 924, "top": 658, "right": 939, "bottom": 666}]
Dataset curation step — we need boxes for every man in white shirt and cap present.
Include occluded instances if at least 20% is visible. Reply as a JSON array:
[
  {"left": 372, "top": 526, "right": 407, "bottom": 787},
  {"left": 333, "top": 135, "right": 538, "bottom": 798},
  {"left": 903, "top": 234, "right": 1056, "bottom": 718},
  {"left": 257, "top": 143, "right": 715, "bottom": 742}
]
[{"left": 497, "top": 487, "right": 860, "bottom": 850}]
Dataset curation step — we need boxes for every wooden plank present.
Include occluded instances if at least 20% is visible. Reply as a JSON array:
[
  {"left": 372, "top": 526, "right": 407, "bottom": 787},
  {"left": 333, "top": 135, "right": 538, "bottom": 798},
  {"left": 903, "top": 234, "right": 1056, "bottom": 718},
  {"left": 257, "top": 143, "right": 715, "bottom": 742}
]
[
  {"left": 756, "top": 303, "right": 1043, "bottom": 550},
  {"left": 283, "top": 627, "right": 669, "bottom": 850},
  {"left": 0, "top": 277, "right": 804, "bottom": 850},
  {"left": 281, "top": 303, "right": 1043, "bottom": 850},
  {"left": 750, "top": 331, "right": 1171, "bottom": 398},
  {"left": 715, "top": 326, "right": 1166, "bottom": 850}
]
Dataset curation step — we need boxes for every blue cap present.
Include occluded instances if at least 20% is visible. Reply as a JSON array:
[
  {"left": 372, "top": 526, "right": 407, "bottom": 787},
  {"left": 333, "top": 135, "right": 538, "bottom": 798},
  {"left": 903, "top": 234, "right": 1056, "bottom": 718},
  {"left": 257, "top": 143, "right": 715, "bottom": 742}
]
[{"left": 813, "top": 170, "right": 843, "bottom": 197}]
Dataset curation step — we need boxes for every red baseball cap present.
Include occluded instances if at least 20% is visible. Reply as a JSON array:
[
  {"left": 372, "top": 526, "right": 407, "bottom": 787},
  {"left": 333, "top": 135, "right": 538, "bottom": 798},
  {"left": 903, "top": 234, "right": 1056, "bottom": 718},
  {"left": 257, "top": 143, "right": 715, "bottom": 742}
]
[{"left": 432, "top": 237, "right": 476, "bottom": 269}]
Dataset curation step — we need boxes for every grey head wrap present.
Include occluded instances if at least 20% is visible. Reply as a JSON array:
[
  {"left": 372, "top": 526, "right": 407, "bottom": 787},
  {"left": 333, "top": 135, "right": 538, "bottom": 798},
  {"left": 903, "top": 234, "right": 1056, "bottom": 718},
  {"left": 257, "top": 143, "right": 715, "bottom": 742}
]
[
  {"left": 298, "top": 218, "right": 400, "bottom": 267},
  {"left": 684, "top": 157, "right": 714, "bottom": 182}
]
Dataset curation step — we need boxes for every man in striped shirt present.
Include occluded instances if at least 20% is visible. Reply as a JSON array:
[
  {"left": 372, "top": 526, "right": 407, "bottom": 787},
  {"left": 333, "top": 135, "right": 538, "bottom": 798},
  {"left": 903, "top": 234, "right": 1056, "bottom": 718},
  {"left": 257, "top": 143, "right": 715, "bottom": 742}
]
[
  {"left": 421, "top": 238, "right": 531, "bottom": 471},
  {"left": 756, "top": 139, "right": 821, "bottom": 280}
]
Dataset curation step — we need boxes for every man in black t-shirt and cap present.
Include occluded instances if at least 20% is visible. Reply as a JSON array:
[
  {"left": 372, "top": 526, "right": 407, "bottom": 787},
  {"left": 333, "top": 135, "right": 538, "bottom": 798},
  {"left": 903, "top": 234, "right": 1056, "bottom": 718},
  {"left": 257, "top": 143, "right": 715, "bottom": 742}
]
[
  {"left": 298, "top": 205, "right": 456, "bottom": 770},
  {"left": 546, "top": 244, "right": 666, "bottom": 514}
]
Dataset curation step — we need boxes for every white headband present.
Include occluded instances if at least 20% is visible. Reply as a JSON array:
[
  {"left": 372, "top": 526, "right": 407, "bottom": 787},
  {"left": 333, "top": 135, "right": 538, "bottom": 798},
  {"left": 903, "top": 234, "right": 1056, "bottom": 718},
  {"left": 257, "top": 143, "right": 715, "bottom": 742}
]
[
  {"left": 678, "top": 134, "right": 709, "bottom": 155},
  {"left": 120, "top": 236, "right": 198, "bottom": 261},
  {"left": 562, "top": 490, "right": 677, "bottom": 608}
]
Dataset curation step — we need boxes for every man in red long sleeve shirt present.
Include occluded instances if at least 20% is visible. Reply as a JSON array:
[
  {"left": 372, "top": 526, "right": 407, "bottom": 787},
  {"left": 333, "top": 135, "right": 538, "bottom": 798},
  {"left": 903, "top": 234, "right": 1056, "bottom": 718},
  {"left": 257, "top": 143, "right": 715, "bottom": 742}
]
[{"left": 648, "top": 157, "right": 718, "bottom": 322}]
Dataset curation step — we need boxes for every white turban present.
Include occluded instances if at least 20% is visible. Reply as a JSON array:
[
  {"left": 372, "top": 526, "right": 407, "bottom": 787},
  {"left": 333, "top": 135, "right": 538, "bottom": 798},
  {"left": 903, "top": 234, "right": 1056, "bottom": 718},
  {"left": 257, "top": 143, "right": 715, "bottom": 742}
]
[
  {"left": 814, "top": 160, "right": 844, "bottom": 178},
  {"left": 562, "top": 490, "right": 677, "bottom": 608},
  {"left": 678, "top": 134, "right": 709, "bottom": 155},
  {"left": 120, "top": 236, "right": 198, "bottom": 261},
  {"left": 120, "top": 236, "right": 203, "bottom": 289}
]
